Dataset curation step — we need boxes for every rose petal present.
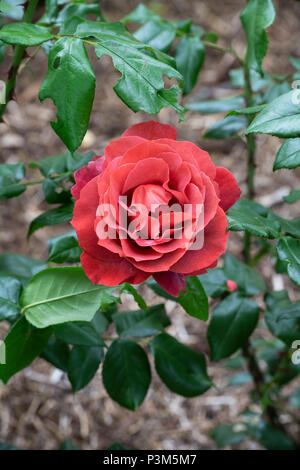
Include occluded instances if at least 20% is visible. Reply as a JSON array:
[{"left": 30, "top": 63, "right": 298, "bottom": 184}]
[
  {"left": 103, "top": 136, "right": 146, "bottom": 169},
  {"left": 122, "top": 120, "right": 177, "bottom": 140},
  {"left": 71, "top": 156, "right": 104, "bottom": 201},
  {"left": 215, "top": 167, "right": 241, "bottom": 212},
  {"left": 153, "top": 272, "right": 186, "bottom": 297},
  {"left": 170, "top": 207, "right": 228, "bottom": 274}
]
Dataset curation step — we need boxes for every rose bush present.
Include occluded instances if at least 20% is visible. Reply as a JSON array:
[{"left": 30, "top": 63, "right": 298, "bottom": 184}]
[{"left": 71, "top": 121, "right": 241, "bottom": 296}]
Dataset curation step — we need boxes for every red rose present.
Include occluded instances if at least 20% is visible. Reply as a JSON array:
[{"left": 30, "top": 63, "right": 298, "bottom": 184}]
[{"left": 71, "top": 121, "right": 241, "bottom": 296}]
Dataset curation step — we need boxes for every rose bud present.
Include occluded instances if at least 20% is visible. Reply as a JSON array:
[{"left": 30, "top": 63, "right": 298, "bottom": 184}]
[{"left": 226, "top": 280, "right": 238, "bottom": 292}]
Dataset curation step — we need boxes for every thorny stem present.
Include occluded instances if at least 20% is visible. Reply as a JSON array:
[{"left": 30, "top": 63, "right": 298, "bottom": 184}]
[
  {"left": 0, "top": 0, "right": 39, "bottom": 120},
  {"left": 241, "top": 64, "right": 300, "bottom": 448}
]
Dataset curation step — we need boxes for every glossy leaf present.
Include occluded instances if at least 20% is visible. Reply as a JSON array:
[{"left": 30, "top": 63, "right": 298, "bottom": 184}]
[
  {"left": 121, "top": 4, "right": 161, "bottom": 24},
  {"left": 198, "top": 269, "right": 227, "bottom": 298},
  {"left": 0, "top": 274, "right": 21, "bottom": 321},
  {"left": 273, "top": 138, "right": 300, "bottom": 170},
  {"left": 21, "top": 267, "right": 117, "bottom": 328},
  {"left": 227, "top": 200, "right": 280, "bottom": 238},
  {"left": 47, "top": 231, "right": 82, "bottom": 264},
  {"left": 75, "top": 21, "right": 184, "bottom": 120},
  {"left": 0, "top": 253, "right": 47, "bottom": 283},
  {"left": 187, "top": 95, "right": 244, "bottom": 114},
  {"left": 112, "top": 304, "right": 170, "bottom": 338},
  {"left": 224, "top": 254, "right": 266, "bottom": 296},
  {"left": 0, "top": 23, "right": 53, "bottom": 46},
  {"left": 240, "top": 0, "right": 276, "bottom": 73},
  {"left": 245, "top": 91, "right": 300, "bottom": 138},
  {"left": 0, "top": 0, "right": 24, "bottom": 20},
  {"left": 54, "top": 321, "right": 105, "bottom": 346},
  {"left": 102, "top": 339, "right": 151, "bottom": 410},
  {"left": 134, "top": 20, "right": 176, "bottom": 52},
  {"left": 150, "top": 333, "right": 211, "bottom": 397},
  {"left": 40, "top": 336, "right": 70, "bottom": 372},
  {"left": 28, "top": 203, "right": 74, "bottom": 238},
  {"left": 204, "top": 115, "right": 247, "bottom": 139},
  {"left": 265, "top": 291, "right": 300, "bottom": 345},
  {"left": 121, "top": 283, "right": 147, "bottom": 311},
  {"left": 210, "top": 424, "right": 247, "bottom": 448},
  {"left": 0, "top": 317, "right": 52, "bottom": 384},
  {"left": 175, "top": 35, "right": 205, "bottom": 95},
  {"left": 276, "top": 237, "right": 300, "bottom": 287},
  {"left": 178, "top": 276, "right": 208, "bottom": 321},
  {"left": 0, "top": 163, "right": 25, "bottom": 199},
  {"left": 67, "top": 345, "right": 103, "bottom": 392},
  {"left": 39, "top": 37, "right": 96, "bottom": 151},
  {"left": 207, "top": 293, "right": 260, "bottom": 361},
  {"left": 284, "top": 189, "right": 300, "bottom": 204}
]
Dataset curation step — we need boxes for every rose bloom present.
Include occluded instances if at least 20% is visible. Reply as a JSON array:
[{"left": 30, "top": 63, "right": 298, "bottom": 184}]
[{"left": 71, "top": 121, "right": 241, "bottom": 297}]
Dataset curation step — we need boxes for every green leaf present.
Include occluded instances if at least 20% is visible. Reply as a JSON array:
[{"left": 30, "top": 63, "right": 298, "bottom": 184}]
[
  {"left": 39, "top": 0, "right": 58, "bottom": 25},
  {"left": 284, "top": 189, "right": 300, "bottom": 204},
  {"left": 108, "top": 443, "right": 130, "bottom": 450},
  {"left": 0, "top": 23, "right": 53, "bottom": 46},
  {"left": 121, "top": 4, "right": 161, "bottom": 24},
  {"left": 207, "top": 293, "right": 259, "bottom": 361},
  {"left": 75, "top": 21, "right": 184, "bottom": 120},
  {"left": 147, "top": 276, "right": 208, "bottom": 320},
  {"left": 56, "top": 2, "right": 104, "bottom": 30},
  {"left": 0, "top": 253, "right": 47, "bottom": 283},
  {"left": 178, "top": 276, "right": 208, "bottom": 321},
  {"left": 240, "top": 0, "right": 276, "bottom": 73},
  {"left": 0, "top": 317, "right": 52, "bottom": 384},
  {"left": 67, "top": 345, "right": 102, "bottom": 392},
  {"left": 252, "top": 420, "right": 295, "bottom": 450},
  {"left": 28, "top": 202, "right": 74, "bottom": 238},
  {"left": 54, "top": 321, "right": 105, "bottom": 346},
  {"left": 134, "top": 20, "right": 176, "bottom": 52},
  {"left": 276, "top": 237, "right": 300, "bottom": 287},
  {"left": 245, "top": 91, "right": 300, "bottom": 138},
  {"left": 40, "top": 335, "right": 70, "bottom": 372},
  {"left": 121, "top": 283, "right": 147, "bottom": 310},
  {"left": 39, "top": 37, "right": 95, "bottom": 151},
  {"left": 59, "top": 439, "right": 79, "bottom": 450},
  {"left": 209, "top": 424, "right": 248, "bottom": 448},
  {"left": 29, "top": 150, "right": 95, "bottom": 176},
  {"left": 198, "top": 268, "right": 227, "bottom": 298},
  {"left": 227, "top": 200, "right": 280, "bottom": 238},
  {"left": 224, "top": 254, "right": 266, "bottom": 296},
  {"left": 204, "top": 115, "right": 247, "bottom": 139},
  {"left": 150, "top": 332, "right": 211, "bottom": 397},
  {"left": 102, "top": 339, "right": 151, "bottom": 410},
  {"left": 228, "top": 371, "right": 252, "bottom": 386},
  {"left": 263, "top": 81, "right": 290, "bottom": 103},
  {"left": 112, "top": 304, "right": 170, "bottom": 338},
  {"left": 47, "top": 231, "right": 82, "bottom": 263},
  {"left": 0, "top": 0, "right": 24, "bottom": 20},
  {"left": 0, "top": 274, "right": 21, "bottom": 321},
  {"left": 91, "top": 311, "right": 109, "bottom": 335},
  {"left": 187, "top": 95, "right": 244, "bottom": 114},
  {"left": 227, "top": 104, "right": 266, "bottom": 116},
  {"left": 21, "top": 267, "right": 118, "bottom": 328},
  {"left": 0, "top": 163, "right": 25, "bottom": 199},
  {"left": 273, "top": 138, "right": 300, "bottom": 170},
  {"left": 175, "top": 35, "right": 205, "bottom": 95},
  {"left": 229, "top": 67, "right": 270, "bottom": 91}
]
